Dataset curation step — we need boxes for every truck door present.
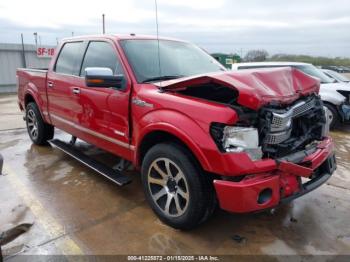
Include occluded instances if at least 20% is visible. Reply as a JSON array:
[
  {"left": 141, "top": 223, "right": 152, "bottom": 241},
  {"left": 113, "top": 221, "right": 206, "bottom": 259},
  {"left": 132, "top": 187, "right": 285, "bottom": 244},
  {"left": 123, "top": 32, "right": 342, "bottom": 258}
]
[
  {"left": 46, "top": 41, "right": 87, "bottom": 135},
  {"left": 76, "top": 40, "right": 132, "bottom": 154}
]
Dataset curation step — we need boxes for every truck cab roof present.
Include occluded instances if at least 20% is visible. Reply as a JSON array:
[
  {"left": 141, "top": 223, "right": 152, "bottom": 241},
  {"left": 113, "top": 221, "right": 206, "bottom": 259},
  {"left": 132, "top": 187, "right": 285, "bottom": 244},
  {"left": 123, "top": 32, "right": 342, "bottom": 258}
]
[{"left": 60, "top": 34, "right": 186, "bottom": 43}]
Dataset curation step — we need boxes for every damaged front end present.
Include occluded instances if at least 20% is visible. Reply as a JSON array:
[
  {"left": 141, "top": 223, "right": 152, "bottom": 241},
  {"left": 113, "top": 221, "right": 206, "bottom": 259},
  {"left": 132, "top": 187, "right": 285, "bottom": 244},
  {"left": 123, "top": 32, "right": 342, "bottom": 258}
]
[
  {"left": 258, "top": 95, "right": 327, "bottom": 159},
  {"left": 210, "top": 95, "right": 329, "bottom": 160},
  {"left": 211, "top": 95, "right": 335, "bottom": 213},
  {"left": 160, "top": 68, "right": 336, "bottom": 213}
]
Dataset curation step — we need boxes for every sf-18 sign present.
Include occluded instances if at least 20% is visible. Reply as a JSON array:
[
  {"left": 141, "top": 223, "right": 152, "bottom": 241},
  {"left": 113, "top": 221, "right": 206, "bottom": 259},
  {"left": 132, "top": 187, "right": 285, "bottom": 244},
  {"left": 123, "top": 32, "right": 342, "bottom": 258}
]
[{"left": 37, "top": 47, "right": 55, "bottom": 58}]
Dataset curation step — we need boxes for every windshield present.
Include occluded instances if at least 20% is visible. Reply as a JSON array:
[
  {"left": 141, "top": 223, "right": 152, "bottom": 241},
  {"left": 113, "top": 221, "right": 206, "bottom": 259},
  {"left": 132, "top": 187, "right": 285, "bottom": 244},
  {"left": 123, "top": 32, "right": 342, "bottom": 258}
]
[
  {"left": 326, "top": 70, "right": 350, "bottom": 82},
  {"left": 120, "top": 39, "right": 225, "bottom": 83},
  {"left": 294, "top": 65, "right": 334, "bottom": 84}
]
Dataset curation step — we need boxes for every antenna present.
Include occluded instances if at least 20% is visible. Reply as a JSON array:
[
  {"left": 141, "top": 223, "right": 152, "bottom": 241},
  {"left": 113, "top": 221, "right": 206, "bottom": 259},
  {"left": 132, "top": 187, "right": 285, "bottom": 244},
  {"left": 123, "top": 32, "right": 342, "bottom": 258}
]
[
  {"left": 33, "top": 32, "right": 38, "bottom": 48},
  {"left": 102, "top": 14, "right": 106, "bottom": 34},
  {"left": 154, "top": 0, "right": 162, "bottom": 79}
]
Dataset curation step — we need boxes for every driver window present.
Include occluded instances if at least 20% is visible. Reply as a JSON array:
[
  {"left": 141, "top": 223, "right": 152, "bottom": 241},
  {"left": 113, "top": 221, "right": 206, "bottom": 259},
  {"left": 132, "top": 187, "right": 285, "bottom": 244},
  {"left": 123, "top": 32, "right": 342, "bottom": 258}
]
[{"left": 80, "top": 41, "right": 124, "bottom": 76}]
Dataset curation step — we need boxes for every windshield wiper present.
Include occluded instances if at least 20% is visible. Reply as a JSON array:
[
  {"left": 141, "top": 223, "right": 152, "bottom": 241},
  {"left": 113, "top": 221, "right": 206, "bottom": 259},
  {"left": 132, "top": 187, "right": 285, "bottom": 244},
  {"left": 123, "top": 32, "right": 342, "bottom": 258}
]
[{"left": 142, "top": 75, "right": 184, "bottom": 83}]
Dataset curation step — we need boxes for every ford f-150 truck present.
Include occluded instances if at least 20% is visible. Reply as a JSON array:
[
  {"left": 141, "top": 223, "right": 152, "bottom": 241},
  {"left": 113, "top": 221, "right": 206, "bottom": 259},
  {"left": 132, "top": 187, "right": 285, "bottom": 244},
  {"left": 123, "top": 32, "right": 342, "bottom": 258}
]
[{"left": 17, "top": 35, "right": 336, "bottom": 230}]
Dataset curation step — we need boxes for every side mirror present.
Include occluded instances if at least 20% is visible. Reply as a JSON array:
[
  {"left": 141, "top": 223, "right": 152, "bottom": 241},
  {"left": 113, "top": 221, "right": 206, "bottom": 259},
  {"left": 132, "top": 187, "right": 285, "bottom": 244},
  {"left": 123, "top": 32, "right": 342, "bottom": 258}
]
[{"left": 84, "top": 67, "right": 124, "bottom": 89}]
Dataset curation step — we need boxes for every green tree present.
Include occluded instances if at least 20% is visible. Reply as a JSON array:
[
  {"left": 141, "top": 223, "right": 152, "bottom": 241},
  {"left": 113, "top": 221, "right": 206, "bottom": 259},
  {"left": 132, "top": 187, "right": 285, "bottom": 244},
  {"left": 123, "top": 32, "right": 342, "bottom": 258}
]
[{"left": 244, "top": 50, "right": 269, "bottom": 62}]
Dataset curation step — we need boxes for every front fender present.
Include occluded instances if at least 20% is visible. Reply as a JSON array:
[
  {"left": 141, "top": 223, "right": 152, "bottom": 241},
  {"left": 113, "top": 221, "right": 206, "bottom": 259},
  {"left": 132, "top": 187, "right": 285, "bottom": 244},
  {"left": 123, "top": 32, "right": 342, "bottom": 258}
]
[
  {"left": 320, "top": 86, "right": 346, "bottom": 106},
  {"left": 134, "top": 109, "right": 218, "bottom": 171}
]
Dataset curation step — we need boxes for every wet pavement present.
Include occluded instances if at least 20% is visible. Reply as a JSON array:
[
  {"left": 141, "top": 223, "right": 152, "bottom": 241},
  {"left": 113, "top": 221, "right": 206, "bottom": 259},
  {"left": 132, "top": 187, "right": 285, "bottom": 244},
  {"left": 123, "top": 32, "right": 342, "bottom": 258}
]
[{"left": 0, "top": 94, "right": 350, "bottom": 257}]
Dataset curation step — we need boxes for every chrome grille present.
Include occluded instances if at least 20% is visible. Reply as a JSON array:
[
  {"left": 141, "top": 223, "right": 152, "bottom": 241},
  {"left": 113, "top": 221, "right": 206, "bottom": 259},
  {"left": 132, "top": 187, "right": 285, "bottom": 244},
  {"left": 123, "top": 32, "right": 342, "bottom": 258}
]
[
  {"left": 266, "top": 98, "right": 316, "bottom": 144},
  {"left": 270, "top": 98, "right": 316, "bottom": 133},
  {"left": 292, "top": 99, "right": 316, "bottom": 117},
  {"left": 271, "top": 111, "right": 293, "bottom": 132},
  {"left": 265, "top": 129, "right": 292, "bottom": 144}
]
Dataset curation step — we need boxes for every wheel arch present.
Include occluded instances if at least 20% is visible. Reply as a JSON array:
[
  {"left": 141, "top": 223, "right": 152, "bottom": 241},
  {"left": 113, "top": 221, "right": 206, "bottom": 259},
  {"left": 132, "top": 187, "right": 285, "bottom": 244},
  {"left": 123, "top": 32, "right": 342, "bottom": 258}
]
[
  {"left": 24, "top": 93, "right": 37, "bottom": 108},
  {"left": 323, "top": 101, "right": 342, "bottom": 118},
  {"left": 23, "top": 88, "right": 50, "bottom": 124},
  {"left": 135, "top": 127, "right": 211, "bottom": 172}
]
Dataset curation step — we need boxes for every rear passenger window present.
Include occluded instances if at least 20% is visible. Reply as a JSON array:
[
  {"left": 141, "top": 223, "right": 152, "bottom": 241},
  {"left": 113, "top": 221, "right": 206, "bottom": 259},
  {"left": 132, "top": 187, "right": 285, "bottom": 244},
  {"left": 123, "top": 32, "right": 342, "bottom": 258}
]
[
  {"left": 55, "top": 42, "right": 85, "bottom": 75},
  {"left": 80, "top": 41, "right": 124, "bottom": 76}
]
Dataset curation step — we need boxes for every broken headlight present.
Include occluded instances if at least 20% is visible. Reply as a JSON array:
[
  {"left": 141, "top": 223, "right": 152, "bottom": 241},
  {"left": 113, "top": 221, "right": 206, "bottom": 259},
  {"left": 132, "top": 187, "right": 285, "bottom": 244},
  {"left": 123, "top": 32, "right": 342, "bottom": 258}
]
[{"left": 210, "top": 124, "right": 262, "bottom": 160}]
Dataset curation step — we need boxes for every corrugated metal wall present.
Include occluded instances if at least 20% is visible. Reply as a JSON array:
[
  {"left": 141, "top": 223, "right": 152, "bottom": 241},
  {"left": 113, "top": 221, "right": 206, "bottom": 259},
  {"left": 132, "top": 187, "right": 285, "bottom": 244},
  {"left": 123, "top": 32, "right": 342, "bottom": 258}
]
[{"left": 0, "top": 43, "right": 52, "bottom": 93}]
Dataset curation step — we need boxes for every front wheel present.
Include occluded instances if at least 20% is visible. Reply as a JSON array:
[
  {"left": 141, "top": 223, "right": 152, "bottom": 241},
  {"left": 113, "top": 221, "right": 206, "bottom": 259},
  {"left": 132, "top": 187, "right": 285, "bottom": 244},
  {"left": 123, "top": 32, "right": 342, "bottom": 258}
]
[
  {"left": 141, "top": 143, "right": 215, "bottom": 230},
  {"left": 324, "top": 103, "right": 339, "bottom": 129},
  {"left": 26, "top": 102, "right": 54, "bottom": 145}
]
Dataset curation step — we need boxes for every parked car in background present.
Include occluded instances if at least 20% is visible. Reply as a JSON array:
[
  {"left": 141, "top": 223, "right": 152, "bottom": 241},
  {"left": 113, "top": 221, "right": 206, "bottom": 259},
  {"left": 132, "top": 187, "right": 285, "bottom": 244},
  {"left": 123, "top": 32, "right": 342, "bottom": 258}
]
[
  {"left": 16, "top": 35, "right": 336, "bottom": 229},
  {"left": 232, "top": 62, "right": 350, "bottom": 128},
  {"left": 340, "top": 66, "right": 350, "bottom": 73},
  {"left": 322, "top": 66, "right": 350, "bottom": 73},
  {"left": 322, "top": 69, "right": 350, "bottom": 84}
]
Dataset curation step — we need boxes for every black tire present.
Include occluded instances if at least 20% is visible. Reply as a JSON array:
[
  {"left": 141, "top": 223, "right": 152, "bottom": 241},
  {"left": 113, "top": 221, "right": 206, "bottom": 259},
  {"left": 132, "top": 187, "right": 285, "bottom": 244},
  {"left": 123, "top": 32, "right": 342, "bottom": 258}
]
[
  {"left": 26, "top": 102, "right": 54, "bottom": 145},
  {"left": 324, "top": 103, "right": 340, "bottom": 129},
  {"left": 141, "top": 143, "right": 216, "bottom": 230}
]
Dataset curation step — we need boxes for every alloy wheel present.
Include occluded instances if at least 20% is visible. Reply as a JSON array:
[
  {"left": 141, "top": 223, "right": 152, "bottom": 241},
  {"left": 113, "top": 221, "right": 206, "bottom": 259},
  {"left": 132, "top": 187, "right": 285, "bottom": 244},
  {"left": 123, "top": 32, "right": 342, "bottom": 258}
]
[
  {"left": 27, "top": 109, "right": 39, "bottom": 140},
  {"left": 147, "top": 158, "right": 190, "bottom": 217}
]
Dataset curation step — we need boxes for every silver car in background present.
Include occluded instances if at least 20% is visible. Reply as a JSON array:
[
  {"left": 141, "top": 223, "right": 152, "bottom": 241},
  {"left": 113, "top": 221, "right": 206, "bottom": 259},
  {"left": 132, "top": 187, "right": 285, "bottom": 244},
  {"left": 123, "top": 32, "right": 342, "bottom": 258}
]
[{"left": 322, "top": 69, "right": 350, "bottom": 84}]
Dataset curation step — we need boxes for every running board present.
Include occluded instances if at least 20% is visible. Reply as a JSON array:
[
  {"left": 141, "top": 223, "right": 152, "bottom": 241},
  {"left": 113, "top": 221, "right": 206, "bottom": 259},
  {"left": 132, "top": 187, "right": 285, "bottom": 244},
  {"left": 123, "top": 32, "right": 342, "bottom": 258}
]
[{"left": 49, "top": 139, "right": 132, "bottom": 186}]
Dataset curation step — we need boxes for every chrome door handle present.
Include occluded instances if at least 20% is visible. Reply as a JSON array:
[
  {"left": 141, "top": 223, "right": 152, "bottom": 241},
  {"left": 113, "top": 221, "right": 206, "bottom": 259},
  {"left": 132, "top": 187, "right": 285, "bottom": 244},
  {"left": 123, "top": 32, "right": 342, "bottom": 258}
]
[
  {"left": 48, "top": 81, "right": 54, "bottom": 88},
  {"left": 72, "top": 88, "right": 80, "bottom": 94}
]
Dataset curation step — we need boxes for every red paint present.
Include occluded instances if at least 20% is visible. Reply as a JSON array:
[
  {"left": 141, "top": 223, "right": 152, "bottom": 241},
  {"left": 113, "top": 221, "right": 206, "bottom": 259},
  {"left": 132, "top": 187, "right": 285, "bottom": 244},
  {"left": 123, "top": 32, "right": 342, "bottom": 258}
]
[
  {"left": 214, "top": 174, "right": 280, "bottom": 213},
  {"left": 160, "top": 67, "right": 320, "bottom": 110},
  {"left": 303, "top": 137, "right": 335, "bottom": 169},
  {"left": 37, "top": 47, "right": 55, "bottom": 57},
  {"left": 214, "top": 138, "right": 334, "bottom": 213},
  {"left": 278, "top": 161, "right": 313, "bottom": 177},
  {"left": 17, "top": 35, "right": 334, "bottom": 214},
  {"left": 279, "top": 173, "right": 300, "bottom": 197}
]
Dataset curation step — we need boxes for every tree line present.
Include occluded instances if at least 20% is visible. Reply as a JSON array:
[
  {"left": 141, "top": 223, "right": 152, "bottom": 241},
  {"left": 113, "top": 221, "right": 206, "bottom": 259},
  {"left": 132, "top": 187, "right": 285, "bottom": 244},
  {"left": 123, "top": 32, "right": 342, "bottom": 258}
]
[{"left": 243, "top": 49, "right": 350, "bottom": 66}]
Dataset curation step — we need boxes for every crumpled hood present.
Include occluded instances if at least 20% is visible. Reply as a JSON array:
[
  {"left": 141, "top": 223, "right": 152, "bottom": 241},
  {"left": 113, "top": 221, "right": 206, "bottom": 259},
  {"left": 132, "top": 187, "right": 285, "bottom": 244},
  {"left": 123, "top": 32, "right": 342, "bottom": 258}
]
[{"left": 158, "top": 67, "right": 320, "bottom": 110}]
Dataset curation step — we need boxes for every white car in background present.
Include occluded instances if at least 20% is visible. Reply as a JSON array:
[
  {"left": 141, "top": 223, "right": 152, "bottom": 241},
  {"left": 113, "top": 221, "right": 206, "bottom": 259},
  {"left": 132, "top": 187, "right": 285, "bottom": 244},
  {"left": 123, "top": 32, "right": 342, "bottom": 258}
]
[
  {"left": 322, "top": 69, "right": 350, "bottom": 84},
  {"left": 232, "top": 62, "right": 350, "bottom": 128}
]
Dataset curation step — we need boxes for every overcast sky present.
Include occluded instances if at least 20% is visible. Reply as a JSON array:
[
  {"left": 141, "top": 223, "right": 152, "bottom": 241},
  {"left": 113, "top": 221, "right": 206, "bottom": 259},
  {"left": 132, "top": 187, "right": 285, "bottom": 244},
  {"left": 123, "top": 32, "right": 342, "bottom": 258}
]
[{"left": 0, "top": 0, "right": 349, "bottom": 57}]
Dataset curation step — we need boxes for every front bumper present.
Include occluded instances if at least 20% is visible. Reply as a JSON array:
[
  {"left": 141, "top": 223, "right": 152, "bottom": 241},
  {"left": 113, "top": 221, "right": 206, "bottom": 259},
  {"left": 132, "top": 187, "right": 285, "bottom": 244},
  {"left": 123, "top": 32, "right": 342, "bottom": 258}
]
[{"left": 213, "top": 137, "right": 336, "bottom": 213}]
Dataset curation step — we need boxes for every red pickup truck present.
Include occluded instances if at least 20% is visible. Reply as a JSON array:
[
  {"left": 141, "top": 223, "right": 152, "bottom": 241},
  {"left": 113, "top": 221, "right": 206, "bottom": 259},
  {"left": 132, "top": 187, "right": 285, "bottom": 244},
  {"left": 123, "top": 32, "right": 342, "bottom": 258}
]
[{"left": 17, "top": 34, "right": 336, "bottom": 229}]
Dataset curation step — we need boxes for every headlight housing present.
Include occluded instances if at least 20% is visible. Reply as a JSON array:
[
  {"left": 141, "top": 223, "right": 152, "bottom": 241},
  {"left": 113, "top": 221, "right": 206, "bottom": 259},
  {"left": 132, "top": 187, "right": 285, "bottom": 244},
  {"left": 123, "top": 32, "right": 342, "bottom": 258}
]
[
  {"left": 210, "top": 124, "right": 262, "bottom": 161},
  {"left": 337, "top": 90, "right": 350, "bottom": 104}
]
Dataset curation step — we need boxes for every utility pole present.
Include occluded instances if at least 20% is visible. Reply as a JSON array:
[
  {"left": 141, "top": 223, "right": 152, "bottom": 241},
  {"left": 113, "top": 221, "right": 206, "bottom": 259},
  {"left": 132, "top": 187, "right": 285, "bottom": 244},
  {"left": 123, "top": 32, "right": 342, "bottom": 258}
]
[
  {"left": 0, "top": 153, "right": 3, "bottom": 175},
  {"left": 33, "top": 32, "right": 38, "bottom": 48},
  {"left": 20, "top": 34, "right": 27, "bottom": 68},
  {"left": 102, "top": 14, "right": 105, "bottom": 34}
]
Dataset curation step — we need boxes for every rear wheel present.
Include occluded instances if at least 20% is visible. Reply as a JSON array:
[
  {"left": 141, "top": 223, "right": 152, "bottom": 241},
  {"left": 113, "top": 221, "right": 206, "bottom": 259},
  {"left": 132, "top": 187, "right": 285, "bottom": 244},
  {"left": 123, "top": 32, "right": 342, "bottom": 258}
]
[
  {"left": 324, "top": 103, "right": 339, "bottom": 129},
  {"left": 141, "top": 143, "right": 216, "bottom": 230},
  {"left": 26, "top": 102, "right": 54, "bottom": 145}
]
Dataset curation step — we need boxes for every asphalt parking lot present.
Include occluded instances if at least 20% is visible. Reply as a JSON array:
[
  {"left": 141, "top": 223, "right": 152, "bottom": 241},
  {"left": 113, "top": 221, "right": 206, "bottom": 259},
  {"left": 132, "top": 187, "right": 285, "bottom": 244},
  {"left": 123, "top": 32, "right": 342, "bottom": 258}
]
[{"left": 0, "top": 94, "right": 350, "bottom": 258}]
